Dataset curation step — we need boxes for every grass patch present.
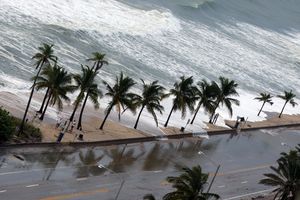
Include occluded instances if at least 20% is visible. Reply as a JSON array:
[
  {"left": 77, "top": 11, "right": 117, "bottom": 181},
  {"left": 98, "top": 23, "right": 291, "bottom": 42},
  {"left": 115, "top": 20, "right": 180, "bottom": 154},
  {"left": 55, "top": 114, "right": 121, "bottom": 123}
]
[
  {"left": 0, "top": 107, "right": 42, "bottom": 143},
  {"left": 12, "top": 117, "right": 42, "bottom": 143}
]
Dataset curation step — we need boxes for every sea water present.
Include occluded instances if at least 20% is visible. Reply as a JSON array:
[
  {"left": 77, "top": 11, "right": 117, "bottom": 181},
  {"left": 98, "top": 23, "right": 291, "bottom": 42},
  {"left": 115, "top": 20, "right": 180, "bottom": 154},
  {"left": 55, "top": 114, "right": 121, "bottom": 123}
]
[{"left": 0, "top": 0, "right": 299, "bottom": 131}]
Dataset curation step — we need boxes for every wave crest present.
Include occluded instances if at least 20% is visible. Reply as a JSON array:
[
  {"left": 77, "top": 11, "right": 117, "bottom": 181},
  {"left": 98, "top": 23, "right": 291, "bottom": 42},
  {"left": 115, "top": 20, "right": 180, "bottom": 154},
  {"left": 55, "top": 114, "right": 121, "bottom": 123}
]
[
  {"left": 0, "top": 0, "right": 181, "bottom": 36},
  {"left": 172, "top": 0, "right": 214, "bottom": 8}
]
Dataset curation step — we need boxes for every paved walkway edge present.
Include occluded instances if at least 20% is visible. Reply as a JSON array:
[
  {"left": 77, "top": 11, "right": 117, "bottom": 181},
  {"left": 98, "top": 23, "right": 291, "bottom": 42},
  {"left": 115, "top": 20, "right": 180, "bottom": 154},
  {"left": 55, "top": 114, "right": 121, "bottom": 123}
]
[{"left": 1, "top": 123, "right": 300, "bottom": 149}]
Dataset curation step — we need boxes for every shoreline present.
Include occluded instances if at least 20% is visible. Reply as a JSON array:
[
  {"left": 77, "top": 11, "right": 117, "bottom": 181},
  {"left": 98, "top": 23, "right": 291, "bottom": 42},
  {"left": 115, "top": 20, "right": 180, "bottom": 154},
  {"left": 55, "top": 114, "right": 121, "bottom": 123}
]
[{"left": 1, "top": 91, "right": 300, "bottom": 146}]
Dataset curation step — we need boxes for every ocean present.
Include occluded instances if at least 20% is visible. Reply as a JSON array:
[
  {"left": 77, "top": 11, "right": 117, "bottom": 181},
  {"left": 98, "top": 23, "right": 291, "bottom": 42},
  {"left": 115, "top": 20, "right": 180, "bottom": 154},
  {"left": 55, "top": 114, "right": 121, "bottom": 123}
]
[{"left": 0, "top": 0, "right": 300, "bottom": 130}]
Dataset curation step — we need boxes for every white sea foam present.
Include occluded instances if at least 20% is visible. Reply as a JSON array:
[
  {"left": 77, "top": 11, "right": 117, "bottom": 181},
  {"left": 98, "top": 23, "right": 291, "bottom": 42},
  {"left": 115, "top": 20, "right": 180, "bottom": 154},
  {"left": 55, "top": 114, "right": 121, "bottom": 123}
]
[
  {"left": 0, "top": 73, "right": 31, "bottom": 92},
  {"left": 0, "top": 0, "right": 181, "bottom": 36},
  {"left": 172, "top": 0, "right": 214, "bottom": 8}
]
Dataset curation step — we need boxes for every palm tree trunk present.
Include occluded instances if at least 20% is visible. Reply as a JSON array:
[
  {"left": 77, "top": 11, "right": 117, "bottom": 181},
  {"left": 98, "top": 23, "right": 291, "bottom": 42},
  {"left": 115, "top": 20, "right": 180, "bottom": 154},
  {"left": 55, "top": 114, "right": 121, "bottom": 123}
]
[
  {"left": 279, "top": 101, "right": 288, "bottom": 118},
  {"left": 209, "top": 101, "right": 220, "bottom": 124},
  {"left": 98, "top": 63, "right": 104, "bottom": 71},
  {"left": 164, "top": 105, "right": 175, "bottom": 127},
  {"left": 70, "top": 96, "right": 82, "bottom": 122},
  {"left": 38, "top": 87, "right": 50, "bottom": 113},
  {"left": 77, "top": 91, "right": 89, "bottom": 130},
  {"left": 70, "top": 104, "right": 78, "bottom": 122},
  {"left": 191, "top": 102, "right": 202, "bottom": 124},
  {"left": 134, "top": 105, "right": 145, "bottom": 129},
  {"left": 91, "top": 62, "right": 96, "bottom": 70},
  {"left": 39, "top": 92, "right": 51, "bottom": 121},
  {"left": 100, "top": 105, "right": 113, "bottom": 130},
  {"left": 95, "top": 62, "right": 104, "bottom": 71},
  {"left": 19, "top": 60, "right": 45, "bottom": 134},
  {"left": 96, "top": 62, "right": 100, "bottom": 71},
  {"left": 257, "top": 101, "right": 265, "bottom": 116}
]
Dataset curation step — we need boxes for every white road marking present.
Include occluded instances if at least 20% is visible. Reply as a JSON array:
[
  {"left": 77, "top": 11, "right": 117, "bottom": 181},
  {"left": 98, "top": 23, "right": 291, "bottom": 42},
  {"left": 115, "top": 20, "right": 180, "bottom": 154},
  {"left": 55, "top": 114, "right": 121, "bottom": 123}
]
[
  {"left": 217, "top": 185, "right": 225, "bottom": 188},
  {"left": 26, "top": 184, "right": 39, "bottom": 188},
  {"left": 144, "top": 170, "right": 163, "bottom": 174},
  {"left": 0, "top": 166, "right": 70, "bottom": 176},
  {"left": 0, "top": 190, "right": 7, "bottom": 193},
  {"left": 241, "top": 181, "right": 248, "bottom": 184},
  {"left": 0, "top": 171, "right": 22, "bottom": 176},
  {"left": 223, "top": 188, "right": 274, "bottom": 200},
  {"left": 219, "top": 164, "right": 271, "bottom": 176},
  {"left": 76, "top": 177, "right": 88, "bottom": 181}
]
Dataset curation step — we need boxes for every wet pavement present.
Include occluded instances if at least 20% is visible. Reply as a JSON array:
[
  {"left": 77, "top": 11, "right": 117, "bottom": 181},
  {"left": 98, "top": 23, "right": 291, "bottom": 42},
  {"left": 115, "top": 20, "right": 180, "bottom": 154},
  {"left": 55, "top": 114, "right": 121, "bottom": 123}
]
[{"left": 0, "top": 127, "right": 299, "bottom": 200}]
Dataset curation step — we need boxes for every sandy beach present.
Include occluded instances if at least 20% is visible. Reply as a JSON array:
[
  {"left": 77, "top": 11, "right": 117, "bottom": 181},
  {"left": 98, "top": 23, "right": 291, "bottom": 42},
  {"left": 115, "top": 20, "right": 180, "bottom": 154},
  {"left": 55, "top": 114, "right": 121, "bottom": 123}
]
[
  {"left": 225, "top": 112, "right": 300, "bottom": 130},
  {"left": 1, "top": 90, "right": 300, "bottom": 143},
  {"left": 0, "top": 91, "right": 150, "bottom": 142},
  {"left": 40, "top": 115, "right": 151, "bottom": 142}
]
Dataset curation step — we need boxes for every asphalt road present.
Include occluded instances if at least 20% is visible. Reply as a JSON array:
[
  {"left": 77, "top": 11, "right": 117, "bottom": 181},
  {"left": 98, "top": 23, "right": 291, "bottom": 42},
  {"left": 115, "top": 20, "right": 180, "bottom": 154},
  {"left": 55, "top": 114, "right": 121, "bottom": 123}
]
[{"left": 0, "top": 127, "right": 299, "bottom": 200}]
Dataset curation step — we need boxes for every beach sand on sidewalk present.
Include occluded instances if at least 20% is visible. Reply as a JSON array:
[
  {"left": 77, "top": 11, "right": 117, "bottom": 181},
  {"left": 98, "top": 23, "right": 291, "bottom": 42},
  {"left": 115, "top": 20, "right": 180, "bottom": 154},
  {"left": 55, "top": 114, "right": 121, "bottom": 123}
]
[
  {"left": 40, "top": 116, "right": 151, "bottom": 142},
  {"left": 0, "top": 91, "right": 150, "bottom": 142},
  {"left": 225, "top": 113, "right": 300, "bottom": 129},
  {"left": 1, "top": 91, "right": 300, "bottom": 143}
]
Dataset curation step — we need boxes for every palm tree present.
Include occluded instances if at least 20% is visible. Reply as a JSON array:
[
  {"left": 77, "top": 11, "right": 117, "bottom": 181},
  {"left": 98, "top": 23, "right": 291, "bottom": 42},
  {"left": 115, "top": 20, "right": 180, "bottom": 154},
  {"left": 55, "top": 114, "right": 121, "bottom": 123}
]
[
  {"left": 164, "top": 76, "right": 197, "bottom": 128},
  {"left": 37, "top": 86, "right": 50, "bottom": 113},
  {"left": 77, "top": 77, "right": 102, "bottom": 130},
  {"left": 277, "top": 90, "right": 297, "bottom": 118},
  {"left": 34, "top": 66, "right": 51, "bottom": 113},
  {"left": 75, "top": 53, "right": 106, "bottom": 130},
  {"left": 191, "top": 79, "right": 216, "bottom": 124},
  {"left": 254, "top": 93, "right": 273, "bottom": 116},
  {"left": 134, "top": 80, "right": 165, "bottom": 129},
  {"left": 35, "top": 64, "right": 75, "bottom": 120},
  {"left": 36, "top": 65, "right": 72, "bottom": 120},
  {"left": 209, "top": 77, "right": 240, "bottom": 123},
  {"left": 163, "top": 165, "right": 220, "bottom": 200},
  {"left": 20, "top": 43, "right": 57, "bottom": 132},
  {"left": 99, "top": 72, "right": 138, "bottom": 130},
  {"left": 68, "top": 65, "right": 98, "bottom": 123},
  {"left": 260, "top": 148, "right": 300, "bottom": 200},
  {"left": 87, "top": 52, "right": 108, "bottom": 71}
]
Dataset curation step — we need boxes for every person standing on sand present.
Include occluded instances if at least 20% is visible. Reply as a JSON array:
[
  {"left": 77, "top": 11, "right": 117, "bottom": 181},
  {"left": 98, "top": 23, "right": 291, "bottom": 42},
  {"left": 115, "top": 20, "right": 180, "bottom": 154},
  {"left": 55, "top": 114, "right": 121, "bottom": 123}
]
[
  {"left": 55, "top": 117, "right": 62, "bottom": 129},
  {"left": 70, "top": 120, "right": 76, "bottom": 133}
]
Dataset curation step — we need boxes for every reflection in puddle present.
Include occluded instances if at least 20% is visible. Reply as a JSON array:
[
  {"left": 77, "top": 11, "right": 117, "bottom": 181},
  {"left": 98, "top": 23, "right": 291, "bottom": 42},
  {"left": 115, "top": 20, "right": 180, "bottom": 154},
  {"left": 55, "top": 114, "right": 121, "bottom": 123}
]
[
  {"left": 75, "top": 148, "right": 105, "bottom": 178},
  {"left": 2, "top": 128, "right": 299, "bottom": 180}
]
